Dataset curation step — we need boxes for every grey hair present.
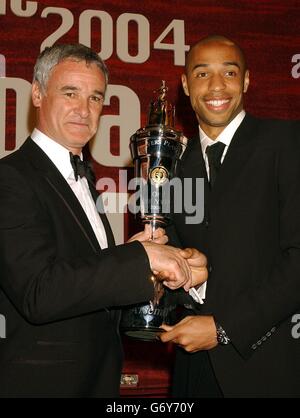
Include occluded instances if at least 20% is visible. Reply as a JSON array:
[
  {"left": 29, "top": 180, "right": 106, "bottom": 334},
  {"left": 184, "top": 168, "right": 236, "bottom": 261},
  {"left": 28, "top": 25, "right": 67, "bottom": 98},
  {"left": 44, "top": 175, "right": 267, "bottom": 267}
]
[{"left": 33, "top": 44, "right": 109, "bottom": 92}]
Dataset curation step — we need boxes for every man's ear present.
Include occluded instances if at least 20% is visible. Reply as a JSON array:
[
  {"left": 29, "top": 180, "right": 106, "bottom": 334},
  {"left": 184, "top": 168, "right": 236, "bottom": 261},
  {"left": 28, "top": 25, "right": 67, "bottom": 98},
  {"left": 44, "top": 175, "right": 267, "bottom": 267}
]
[
  {"left": 31, "top": 81, "right": 43, "bottom": 107},
  {"left": 243, "top": 70, "right": 250, "bottom": 93},
  {"left": 181, "top": 74, "right": 189, "bottom": 96}
]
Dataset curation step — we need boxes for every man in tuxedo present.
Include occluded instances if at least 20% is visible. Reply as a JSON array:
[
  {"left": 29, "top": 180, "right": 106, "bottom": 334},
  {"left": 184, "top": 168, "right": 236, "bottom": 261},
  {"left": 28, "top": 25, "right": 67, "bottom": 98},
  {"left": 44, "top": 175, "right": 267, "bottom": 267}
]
[
  {"left": 0, "top": 44, "right": 207, "bottom": 397},
  {"left": 161, "top": 35, "right": 300, "bottom": 397}
]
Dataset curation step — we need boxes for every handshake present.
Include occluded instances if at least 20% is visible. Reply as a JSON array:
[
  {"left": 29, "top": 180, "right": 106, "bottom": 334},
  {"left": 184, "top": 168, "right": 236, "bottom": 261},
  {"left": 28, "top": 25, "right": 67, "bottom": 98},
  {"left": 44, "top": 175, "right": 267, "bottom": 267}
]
[{"left": 128, "top": 225, "right": 208, "bottom": 291}]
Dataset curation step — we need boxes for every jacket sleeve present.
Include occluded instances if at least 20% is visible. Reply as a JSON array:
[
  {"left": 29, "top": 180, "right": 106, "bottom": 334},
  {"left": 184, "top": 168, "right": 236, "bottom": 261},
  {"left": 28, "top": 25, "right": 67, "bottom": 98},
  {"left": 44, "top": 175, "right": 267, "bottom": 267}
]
[{"left": 0, "top": 163, "right": 154, "bottom": 324}]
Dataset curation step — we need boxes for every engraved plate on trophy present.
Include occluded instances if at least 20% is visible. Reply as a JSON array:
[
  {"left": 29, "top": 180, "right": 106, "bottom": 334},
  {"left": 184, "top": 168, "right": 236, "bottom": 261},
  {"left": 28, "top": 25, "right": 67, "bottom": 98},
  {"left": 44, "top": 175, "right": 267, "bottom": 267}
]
[{"left": 120, "top": 81, "right": 188, "bottom": 341}]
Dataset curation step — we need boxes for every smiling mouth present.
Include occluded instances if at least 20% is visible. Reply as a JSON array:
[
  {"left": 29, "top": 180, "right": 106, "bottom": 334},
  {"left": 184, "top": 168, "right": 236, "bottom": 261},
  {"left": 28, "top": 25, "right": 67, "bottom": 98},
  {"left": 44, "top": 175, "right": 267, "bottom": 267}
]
[{"left": 205, "top": 99, "right": 230, "bottom": 110}]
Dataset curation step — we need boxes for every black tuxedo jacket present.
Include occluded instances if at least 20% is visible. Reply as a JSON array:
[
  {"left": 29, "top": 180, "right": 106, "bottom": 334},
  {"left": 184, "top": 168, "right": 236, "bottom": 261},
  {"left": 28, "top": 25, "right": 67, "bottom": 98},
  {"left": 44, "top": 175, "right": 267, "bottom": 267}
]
[
  {"left": 0, "top": 138, "right": 154, "bottom": 397},
  {"left": 170, "top": 114, "right": 300, "bottom": 397}
]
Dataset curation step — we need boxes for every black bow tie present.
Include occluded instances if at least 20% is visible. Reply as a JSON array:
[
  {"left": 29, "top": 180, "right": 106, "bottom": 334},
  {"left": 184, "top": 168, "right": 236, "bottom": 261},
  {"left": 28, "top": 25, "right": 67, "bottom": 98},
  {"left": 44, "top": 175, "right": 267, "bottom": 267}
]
[{"left": 69, "top": 152, "right": 95, "bottom": 184}]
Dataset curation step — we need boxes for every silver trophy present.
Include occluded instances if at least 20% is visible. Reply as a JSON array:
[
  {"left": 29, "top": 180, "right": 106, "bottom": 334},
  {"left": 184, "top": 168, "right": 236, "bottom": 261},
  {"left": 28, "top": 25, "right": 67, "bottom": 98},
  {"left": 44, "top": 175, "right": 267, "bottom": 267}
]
[{"left": 120, "top": 81, "right": 188, "bottom": 341}]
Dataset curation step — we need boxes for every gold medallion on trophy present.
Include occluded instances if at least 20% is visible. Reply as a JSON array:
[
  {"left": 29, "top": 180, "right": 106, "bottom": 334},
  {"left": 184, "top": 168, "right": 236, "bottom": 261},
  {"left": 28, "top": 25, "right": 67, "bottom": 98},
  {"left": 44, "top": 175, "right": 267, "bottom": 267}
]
[{"left": 150, "top": 166, "right": 169, "bottom": 185}]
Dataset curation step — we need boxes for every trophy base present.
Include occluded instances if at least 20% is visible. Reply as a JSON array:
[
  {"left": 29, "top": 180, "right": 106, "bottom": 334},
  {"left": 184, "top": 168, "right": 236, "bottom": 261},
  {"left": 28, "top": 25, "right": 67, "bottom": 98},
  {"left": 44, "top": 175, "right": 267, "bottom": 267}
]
[
  {"left": 120, "top": 293, "right": 177, "bottom": 342},
  {"left": 122, "top": 326, "right": 164, "bottom": 342}
]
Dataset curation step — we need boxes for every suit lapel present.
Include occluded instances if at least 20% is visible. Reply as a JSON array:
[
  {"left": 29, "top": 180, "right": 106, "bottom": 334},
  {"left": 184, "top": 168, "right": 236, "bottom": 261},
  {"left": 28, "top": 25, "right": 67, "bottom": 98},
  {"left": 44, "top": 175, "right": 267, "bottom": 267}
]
[
  {"left": 181, "top": 135, "right": 207, "bottom": 181},
  {"left": 181, "top": 134, "right": 211, "bottom": 206},
  {"left": 209, "top": 114, "right": 260, "bottom": 205},
  {"left": 20, "top": 138, "right": 102, "bottom": 253}
]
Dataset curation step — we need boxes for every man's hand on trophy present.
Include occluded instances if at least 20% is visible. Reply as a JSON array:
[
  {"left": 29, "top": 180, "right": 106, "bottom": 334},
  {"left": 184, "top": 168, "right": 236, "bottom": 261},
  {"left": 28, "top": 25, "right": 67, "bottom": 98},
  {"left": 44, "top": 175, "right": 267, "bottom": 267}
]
[
  {"left": 159, "top": 315, "right": 218, "bottom": 352},
  {"left": 141, "top": 242, "right": 192, "bottom": 290},
  {"left": 180, "top": 248, "right": 208, "bottom": 287},
  {"left": 127, "top": 224, "right": 168, "bottom": 245}
]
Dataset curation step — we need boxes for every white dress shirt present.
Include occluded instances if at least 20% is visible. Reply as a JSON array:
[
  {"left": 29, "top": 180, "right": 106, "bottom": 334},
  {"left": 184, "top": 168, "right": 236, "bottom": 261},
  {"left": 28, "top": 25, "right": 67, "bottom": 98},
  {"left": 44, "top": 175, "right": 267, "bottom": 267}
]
[
  {"left": 200, "top": 110, "right": 246, "bottom": 180},
  {"left": 31, "top": 129, "right": 108, "bottom": 249},
  {"left": 189, "top": 110, "right": 246, "bottom": 304}
]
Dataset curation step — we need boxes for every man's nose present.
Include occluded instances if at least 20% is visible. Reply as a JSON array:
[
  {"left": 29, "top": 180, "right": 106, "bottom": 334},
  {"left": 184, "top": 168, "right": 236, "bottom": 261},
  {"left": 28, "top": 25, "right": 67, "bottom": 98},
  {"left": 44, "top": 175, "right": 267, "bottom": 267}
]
[
  {"left": 208, "top": 73, "right": 226, "bottom": 92},
  {"left": 75, "top": 98, "right": 90, "bottom": 117}
]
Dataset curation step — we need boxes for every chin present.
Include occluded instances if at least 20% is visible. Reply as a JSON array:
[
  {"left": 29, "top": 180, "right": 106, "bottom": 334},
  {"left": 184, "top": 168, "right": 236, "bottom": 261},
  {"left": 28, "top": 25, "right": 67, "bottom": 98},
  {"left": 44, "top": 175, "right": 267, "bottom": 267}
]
[
  {"left": 210, "top": 113, "right": 234, "bottom": 124},
  {"left": 68, "top": 135, "right": 90, "bottom": 146}
]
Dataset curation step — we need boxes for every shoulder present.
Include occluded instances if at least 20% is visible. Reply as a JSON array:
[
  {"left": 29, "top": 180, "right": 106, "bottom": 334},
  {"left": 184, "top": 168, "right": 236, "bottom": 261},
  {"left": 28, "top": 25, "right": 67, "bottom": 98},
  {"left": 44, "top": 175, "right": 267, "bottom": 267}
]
[
  {"left": 0, "top": 137, "right": 42, "bottom": 184},
  {"left": 0, "top": 139, "right": 37, "bottom": 205},
  {"left": 0, "top": 137, "right": 31, "bottom": 171},
  {"left": 0, "top": 151, "right": 29, "bottom": 185},
  {"left": 258, "top": 117, "right": 296, "bottom": 133},
  {"left": 246, "top": 115, "right": 299, "bottom": 150},
  {"left": 243, "top": 113, "right": 295, "bottom": 133},
  {"left": 0, "top": 148, "right": 42, "bottom": 228}
]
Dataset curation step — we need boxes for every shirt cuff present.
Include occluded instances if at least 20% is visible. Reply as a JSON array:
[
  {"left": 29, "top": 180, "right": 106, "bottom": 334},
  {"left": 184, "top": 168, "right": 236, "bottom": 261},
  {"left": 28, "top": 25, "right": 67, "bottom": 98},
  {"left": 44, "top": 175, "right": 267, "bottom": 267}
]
[{"left": 189, "top": 282, "right": 207, "bottom": 304}]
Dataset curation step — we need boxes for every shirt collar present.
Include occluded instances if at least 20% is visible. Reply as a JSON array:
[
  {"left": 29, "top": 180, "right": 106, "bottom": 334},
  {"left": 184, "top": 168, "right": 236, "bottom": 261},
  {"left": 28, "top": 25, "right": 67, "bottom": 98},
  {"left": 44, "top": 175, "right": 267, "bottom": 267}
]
[
  {"left": 199, "top": 110, "right": 246, "bottom": 154},
  {"left": 31, "top": 129, "right": 82, "bottom": 180}
]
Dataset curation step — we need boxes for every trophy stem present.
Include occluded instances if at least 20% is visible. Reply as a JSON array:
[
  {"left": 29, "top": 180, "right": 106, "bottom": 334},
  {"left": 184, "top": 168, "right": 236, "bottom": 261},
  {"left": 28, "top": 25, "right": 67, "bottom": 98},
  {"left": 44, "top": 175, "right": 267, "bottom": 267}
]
[
  {"left": 150, "top": 221, "right": 156, "bottom": 241},
  {"left": 144, "top": 217, "right": 166, "bottom": 309},
  {"left": 149, "top": 219, "right": 163, "bottom": 241}
]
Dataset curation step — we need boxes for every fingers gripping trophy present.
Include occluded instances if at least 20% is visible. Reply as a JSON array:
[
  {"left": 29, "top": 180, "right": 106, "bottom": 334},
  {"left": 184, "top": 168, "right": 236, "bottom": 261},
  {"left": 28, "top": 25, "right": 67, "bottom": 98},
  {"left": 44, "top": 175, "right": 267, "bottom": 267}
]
[{"left": 120, "top": 81, "right": 188, "bottom": 341}]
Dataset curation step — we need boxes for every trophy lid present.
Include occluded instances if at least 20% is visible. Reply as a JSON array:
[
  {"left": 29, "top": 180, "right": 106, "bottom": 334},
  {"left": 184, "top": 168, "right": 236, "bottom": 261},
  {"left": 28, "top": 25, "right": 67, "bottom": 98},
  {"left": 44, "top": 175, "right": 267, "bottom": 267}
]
[{"left": 147, "top": 80, "right": 175, "bottom": 128}]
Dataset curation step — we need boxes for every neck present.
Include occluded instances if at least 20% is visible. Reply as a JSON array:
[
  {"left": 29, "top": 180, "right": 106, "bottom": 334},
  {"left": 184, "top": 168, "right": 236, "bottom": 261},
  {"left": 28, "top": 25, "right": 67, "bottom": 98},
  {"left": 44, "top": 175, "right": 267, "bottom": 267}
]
[{"left": 199, "top": 123, "right": 225, "bottom": 140}]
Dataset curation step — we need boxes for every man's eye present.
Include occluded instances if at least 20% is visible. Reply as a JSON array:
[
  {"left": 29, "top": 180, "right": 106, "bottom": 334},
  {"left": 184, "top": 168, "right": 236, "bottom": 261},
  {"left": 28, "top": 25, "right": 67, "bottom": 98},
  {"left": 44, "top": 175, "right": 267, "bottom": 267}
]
[
  {"left": 90, "top": 96, "right": 103, "bottom": 103},
  {"left": 65, "top": 92, "right": 76, "bottom": 98},
  {"left": 196, "top": 72, "right": 208, "bottom": 78},
  {"left": 225, "top": 71, "right": 236, "bottom": 77}
]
